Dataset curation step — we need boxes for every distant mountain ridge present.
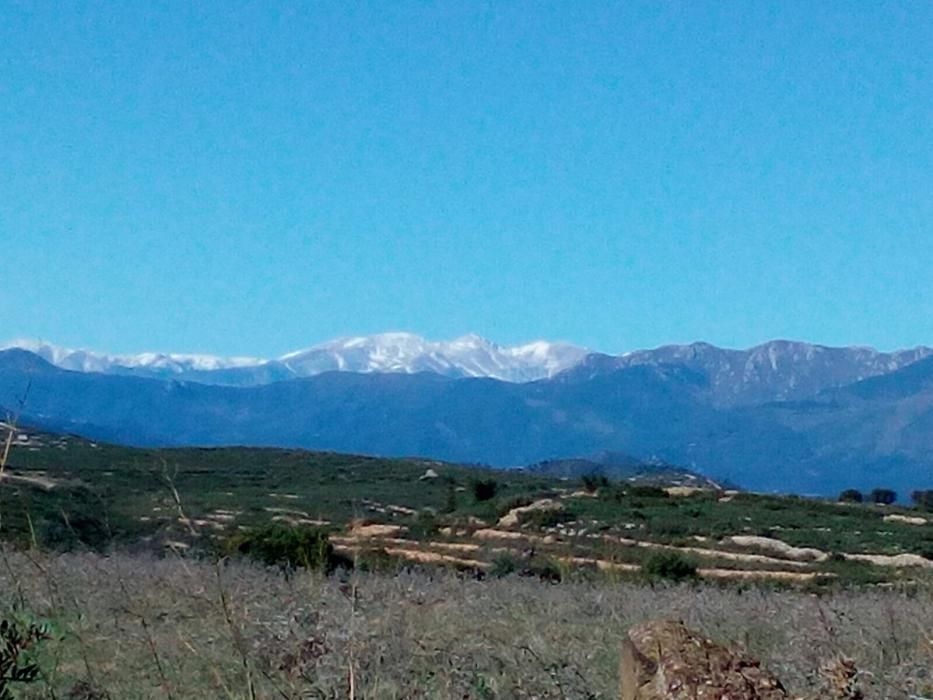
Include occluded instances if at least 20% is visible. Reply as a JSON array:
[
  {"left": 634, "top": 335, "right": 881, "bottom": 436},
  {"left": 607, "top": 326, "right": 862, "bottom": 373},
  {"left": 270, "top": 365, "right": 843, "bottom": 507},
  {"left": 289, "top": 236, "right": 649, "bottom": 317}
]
[
  {"left": 3, "top": 344, "right": 933, "bottom": 496},
  {"left": 566, "top": 340, "right": 933, "bottom": 406},
  {"left": 4, "top": 336, "right": 930, "bottom": 401},
  {"left": 2, "top": 334, "right": 588, "bottom": 385}
]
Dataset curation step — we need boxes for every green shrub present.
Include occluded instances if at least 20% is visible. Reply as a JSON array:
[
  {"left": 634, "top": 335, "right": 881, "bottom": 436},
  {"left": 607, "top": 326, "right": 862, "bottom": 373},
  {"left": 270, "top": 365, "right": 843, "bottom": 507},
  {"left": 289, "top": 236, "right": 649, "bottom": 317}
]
[
  {"left": 838, "top": 489, "right": 864, "bottom": 503},
  {"left": 598, "top": 486, "right": 627, "bottom": 502},
  {"left": 470, "top": 478, "right": 499, "bottom": 502},
  {"left": 353, "top": 547, "right": 400, "bottom": 573},
  {"left": 911, "top": 489, "right": 933, "bottom": 512},
  {"left": 226, "top": 524, "right": 339, "bottom": 572},
  {"left": 441, "top": 483, "right": 458, "bottom": 513},
  {"left": 0, "top": 615, "right": 53, "bottom": 700},
  {"left": 408, "top": 511, "right": 439, "bottom": 540},
  {"left": 648, "top": 520, "right": 691, "bottom": 538},
  {"left": 490, "top": 554, "right": 518, "bottom": 578},
  {"left": 39, "top": 512, "right": 111, "bottom": 553},
  {"left": 642, "top": 551, "right": 698, "bottom": 582},
  {"left": 628, "top": 485, "right": 669, "bottom": 499},
  {"left": 521, "top": 557, "right": 562, "bottom": 583},
  {"left": 581, "top": 473, "right": 609, "bottom": 493},
  {"left": 869, "top": 488, "right": 896, "bottom": 505}
]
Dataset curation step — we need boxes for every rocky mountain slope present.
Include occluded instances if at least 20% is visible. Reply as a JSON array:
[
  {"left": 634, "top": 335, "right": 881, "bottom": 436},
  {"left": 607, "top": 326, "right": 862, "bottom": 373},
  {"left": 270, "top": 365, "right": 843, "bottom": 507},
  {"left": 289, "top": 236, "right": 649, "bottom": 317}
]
[{"left": 567, "top": 340, "right": 933, "bottom": 406}]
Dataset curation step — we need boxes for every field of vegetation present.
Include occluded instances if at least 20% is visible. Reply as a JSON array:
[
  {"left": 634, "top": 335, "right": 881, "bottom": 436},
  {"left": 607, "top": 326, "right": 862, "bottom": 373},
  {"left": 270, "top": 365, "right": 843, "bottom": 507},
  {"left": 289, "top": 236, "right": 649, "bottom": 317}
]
[
  {"left": 0, "top": 551, "right": 932, "bottom": 699},
  {"left": 1, "top": 428, "right": 932, "bottom": 698},
  {"left": 2, "top": 429, "right": 932, "bottom": 585}
]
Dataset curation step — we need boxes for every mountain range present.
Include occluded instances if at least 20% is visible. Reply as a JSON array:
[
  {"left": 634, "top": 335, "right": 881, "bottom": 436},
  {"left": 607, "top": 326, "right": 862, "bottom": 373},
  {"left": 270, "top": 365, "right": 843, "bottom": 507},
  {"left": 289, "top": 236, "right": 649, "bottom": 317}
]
[
  {"left": 2, "top": 334, "right": 588, "bottom": 384},
  {"left": 2, "top": 334, "right": 933, "bottom": 497}
]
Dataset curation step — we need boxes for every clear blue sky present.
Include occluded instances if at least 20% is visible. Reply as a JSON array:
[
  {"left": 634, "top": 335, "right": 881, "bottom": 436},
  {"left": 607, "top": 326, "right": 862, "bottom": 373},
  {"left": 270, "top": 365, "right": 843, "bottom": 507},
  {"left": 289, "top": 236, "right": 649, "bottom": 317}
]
[{"left": 2, "top": 2, "right": 931, "bottom": 357}]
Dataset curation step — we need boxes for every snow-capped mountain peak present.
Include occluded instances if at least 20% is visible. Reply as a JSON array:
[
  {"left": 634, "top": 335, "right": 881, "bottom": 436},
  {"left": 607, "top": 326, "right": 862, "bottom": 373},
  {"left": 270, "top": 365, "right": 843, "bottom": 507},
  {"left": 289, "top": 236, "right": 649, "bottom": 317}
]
[
  {"left": 278, "top": 333, "right": 587, "bottom": 381},
  {"left": 1, "top": 339, "right": 264, "bottom": 376},
  {"left": 2, "top": 334, "right": 590, "bottom": 385}
]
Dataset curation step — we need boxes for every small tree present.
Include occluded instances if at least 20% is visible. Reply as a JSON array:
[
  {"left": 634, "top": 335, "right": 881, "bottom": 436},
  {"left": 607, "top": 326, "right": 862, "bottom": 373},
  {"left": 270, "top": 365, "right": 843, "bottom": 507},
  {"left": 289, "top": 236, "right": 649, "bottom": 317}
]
[
  {"left": 441, "top": 482, "right": 458, "bottom": 513},
  {"left": 838, "top": 489, "right": 864, "bottom": 504},
  {"left": 226, "top": 524, "right": 339, "bottom": 572},
  {"left": 869, "top": 488, "right": 897, "bottom": 505},
  {"left": 581, "top": 473, "right": 609, "bottom": 493},
  {"left": 470, "top": 478, "right": 499, "bottom": 502},
  {"left": 911, "top": 490, "right": 933, "bottom": 512}
]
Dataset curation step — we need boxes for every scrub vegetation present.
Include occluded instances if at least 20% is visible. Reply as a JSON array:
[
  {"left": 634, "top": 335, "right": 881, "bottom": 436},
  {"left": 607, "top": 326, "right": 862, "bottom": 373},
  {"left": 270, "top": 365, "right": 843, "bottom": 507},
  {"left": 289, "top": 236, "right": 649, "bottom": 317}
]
[{"left": 1, "top": 427, "right": 932, "bottom": 698}]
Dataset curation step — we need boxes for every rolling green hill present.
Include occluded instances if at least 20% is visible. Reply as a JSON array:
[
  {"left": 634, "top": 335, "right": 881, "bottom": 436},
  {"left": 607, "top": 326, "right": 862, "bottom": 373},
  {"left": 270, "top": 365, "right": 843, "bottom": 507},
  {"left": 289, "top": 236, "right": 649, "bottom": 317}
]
[{"left": 1, "top": 427, "right": 932, "bottom": 588}]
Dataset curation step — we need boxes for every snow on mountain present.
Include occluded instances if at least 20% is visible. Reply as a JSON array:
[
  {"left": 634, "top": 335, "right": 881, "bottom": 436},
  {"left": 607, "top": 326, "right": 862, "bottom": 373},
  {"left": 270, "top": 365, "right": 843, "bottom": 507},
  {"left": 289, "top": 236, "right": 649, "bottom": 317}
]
[
  {"left": 1, "top": 334, "right": 589, "bottom": 384},
  {"left": 1, "top": 340, "right": 264, "bottom": 376},
  {"left": 12, "top": 334, "right": 929, "bottom": 397},
  {"left": 279, "top": 332, "right": 589, "bottom": 381}
]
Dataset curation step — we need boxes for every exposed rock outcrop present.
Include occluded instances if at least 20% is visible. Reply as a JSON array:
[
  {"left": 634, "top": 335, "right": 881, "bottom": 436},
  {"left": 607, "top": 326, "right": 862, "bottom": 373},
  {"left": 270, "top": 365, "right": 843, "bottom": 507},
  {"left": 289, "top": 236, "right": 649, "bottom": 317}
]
[
  {"left": 620, "top": 620, "right": 788, "bottom": 700},
  {"left": 620, "top": 620, "right": 864, "bottom": 700}
]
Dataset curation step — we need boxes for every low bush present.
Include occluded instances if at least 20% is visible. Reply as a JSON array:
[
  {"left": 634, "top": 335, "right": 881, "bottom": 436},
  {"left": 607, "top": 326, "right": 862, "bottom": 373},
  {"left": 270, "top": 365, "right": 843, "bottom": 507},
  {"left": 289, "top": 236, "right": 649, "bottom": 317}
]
[
  {"left": 407, "top": 511, "right": 439, "bottom": 540},
  {"left": 911, "top": 489, "right": 933, "bottom": 512},
  {"left": 838, "top": 489, "right": 864, "bottom": 503},
  {"left": 628, "top": 485, "right": 669, "bottom": 499},
  {"left": 353, "top": 547, "right": 401, "bottom": 573},
  {"left": 642, "top": 551, "right": 698, "bottom": 582},
  {"left": 490, "top": 554, "right": 518, "bottom": 578},
  {"left": 581, "top": 473, "right": 609, "bottom": 493},
  {"left": 39, "top": 512, "right": 111, "bottom": 553},
  {"left": 226, "top": 524, "right": 341, "bottom": 572},
  {"left": 520, "top": 557, "right": 562, "bottom": 583},
  {"left": 869, "top": 488, "right": 896, "bottom": 505}
]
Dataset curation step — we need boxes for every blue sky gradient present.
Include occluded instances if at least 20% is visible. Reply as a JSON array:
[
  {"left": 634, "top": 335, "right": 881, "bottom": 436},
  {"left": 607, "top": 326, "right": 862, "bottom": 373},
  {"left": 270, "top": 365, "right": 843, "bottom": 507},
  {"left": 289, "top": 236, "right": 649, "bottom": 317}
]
[{"left": 2, "top": 2, "right": 931, "bottom": 356}]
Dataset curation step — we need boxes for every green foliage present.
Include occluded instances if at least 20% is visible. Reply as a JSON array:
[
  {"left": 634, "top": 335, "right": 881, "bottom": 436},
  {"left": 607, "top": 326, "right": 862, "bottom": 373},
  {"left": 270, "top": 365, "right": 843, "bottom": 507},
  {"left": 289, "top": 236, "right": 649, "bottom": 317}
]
[
  {"left": 226, "top": 524, "right": 339, "bottom": 572},
  {"left": 627, "top": 485, "right": 669, "bottom": 499},
  {"left": 869, "top": 488, "right": 897, "bottom": 505},
  {"left": 0, "top": 615, "right": 53, "bottom": 700},
  {"left": 838, "top": 489, "right": 864, "bottom": 503},
  {"left": 581, "top": 473, "right": 609, "bottom": 493},
  {"left": 441, "top": 483, "right": 458, "bottom": 513},
  {"left": 39, "top": 511, "right": 111, "bottom": 553},
  {"left": 353, "top": 547, "right": 400, "bottom": 573},
  {"left": 408, "top": 511, "right": 439, "bottom": 540},
  {"left": 489, "top": 554, "right": 518, "bottom": 578},
  {"left": 470, "top": 478, "right": 499, "bottom": 502},
  {"left": 911, "top": 489, "right": 933, "bottom": 512},
  {"left": 521, "top": 557, "right": 562, "bottom": 583},
  {"left": 642, "top": 551, "right": 698, "bottom": 582},
  {"left": 815, "top": 557, "right": 890, "bottom": 587}
]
